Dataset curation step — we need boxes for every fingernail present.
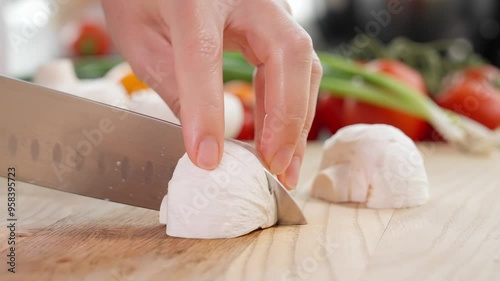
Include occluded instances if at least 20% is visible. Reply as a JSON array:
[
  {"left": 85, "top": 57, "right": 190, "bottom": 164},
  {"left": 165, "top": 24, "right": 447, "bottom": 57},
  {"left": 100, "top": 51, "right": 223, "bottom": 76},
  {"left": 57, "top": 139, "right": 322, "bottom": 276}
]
[
  {"left": 285, "top": 156, "right": 302, "bottom": 190},
  {"left": 270, "top": 145, "right": 295, "bottom": 175},
  {"left": 197, "top": 136, "right": 219, "bottom": 170}
]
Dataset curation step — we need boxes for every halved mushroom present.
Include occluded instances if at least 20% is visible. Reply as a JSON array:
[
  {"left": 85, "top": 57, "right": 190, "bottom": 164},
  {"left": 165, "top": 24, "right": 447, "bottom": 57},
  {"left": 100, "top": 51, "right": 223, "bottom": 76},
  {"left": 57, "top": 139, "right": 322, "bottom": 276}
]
[
  {"left": 311, "top": 124, "right": 429, "bottom": 209},
  {"left": 160, "top": 140, "right": 277, "bottom": 239}
]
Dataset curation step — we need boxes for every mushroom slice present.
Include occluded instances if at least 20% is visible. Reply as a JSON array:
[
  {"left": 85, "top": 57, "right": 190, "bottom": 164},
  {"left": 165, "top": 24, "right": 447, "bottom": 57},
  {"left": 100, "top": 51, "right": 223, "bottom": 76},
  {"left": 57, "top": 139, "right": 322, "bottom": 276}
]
[
  {"left": 311, "top": 124, "right": 429, "bottom": 209},
  {"left": 160, "top": 140, "right": 277, "bottom": 239}
]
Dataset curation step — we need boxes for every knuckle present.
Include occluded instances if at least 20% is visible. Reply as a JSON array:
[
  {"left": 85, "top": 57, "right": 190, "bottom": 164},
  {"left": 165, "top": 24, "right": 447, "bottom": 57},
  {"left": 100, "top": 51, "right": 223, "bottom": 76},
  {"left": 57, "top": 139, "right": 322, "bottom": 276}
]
[
  {"left": 302, "top": 104, "right": 316, "bottom": 134},
  {"left": 128, "top": 60, "right": 149, "bottom": 78},
  {"left": 271, "top": 105, "right": 306, "bottom": 123},
  {"left": 200, "top": 97, "right": 224, "bottom": 115},
  {"left": 214, "top": 0, "right": 241, "bottom": 12},
  {"left": 267, "top": 107, "right": 305, "bottom": 132},
  {"left": 300, "top": 127, "right": 310, "bottom": 141},
  {"left": 284, "top": 30, "right": 313, "bottom": 53},
  {"left": 282, "top": 0, "right": 292, "bottom": 14},
  {"left": 262, "top": 0, "right": 292, "bottom": 14},
  {"left": 168, "top": 98, "right": 181, "bottom": 117},
  {"left": 284, "top": 113, "right": 307, "bottom": 130},
  {"left": 185, "top": 33, "right": 221, "bottom": 59},
  {"left": 273, "top": 0, "right": 292, "bottom": 14},
  {"left": 303, "top": 106, "right": 316, "bottom": 129},
  {"left": 254, "top": 0, "right": 280, "bottom": 11},
  {"left": 312, "top": 56, "right": 323, "bottom": 77}
]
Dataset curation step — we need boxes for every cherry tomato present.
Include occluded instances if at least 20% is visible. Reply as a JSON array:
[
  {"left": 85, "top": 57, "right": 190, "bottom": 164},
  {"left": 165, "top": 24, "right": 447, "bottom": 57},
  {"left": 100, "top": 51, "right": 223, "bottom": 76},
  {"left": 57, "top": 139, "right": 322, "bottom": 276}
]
[{"left": 307, "top": 103, "right": 322, "bottom": 140}]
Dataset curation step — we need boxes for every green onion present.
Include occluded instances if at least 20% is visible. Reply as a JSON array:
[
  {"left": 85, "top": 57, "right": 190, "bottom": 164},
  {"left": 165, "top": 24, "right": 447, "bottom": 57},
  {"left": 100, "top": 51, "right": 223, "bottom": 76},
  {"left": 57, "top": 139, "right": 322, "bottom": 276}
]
[
  {"left": 318, "top": 52, "right": 497, "bottom": 153},
  {"left": 221, "top": 51, "right": 498, "bottom": 153}
]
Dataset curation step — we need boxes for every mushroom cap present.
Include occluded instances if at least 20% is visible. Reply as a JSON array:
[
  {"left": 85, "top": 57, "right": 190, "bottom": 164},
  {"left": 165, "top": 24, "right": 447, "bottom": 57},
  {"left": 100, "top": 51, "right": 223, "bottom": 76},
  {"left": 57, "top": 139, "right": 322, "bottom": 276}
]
[
  {"left": 77, "top": 80, "right": 130, "bottom": 109},
  {"left": 312, "top": 124, "right": 429, "bottom": 209},
  {"left": 222, "top": 92, "right": 245, "bottom": 138},
  {"left": 127, "top": 90, "right": 243, "bottom": 138},
  {"left": 34, "top": 59, "right": 77, "bottom": 93},
  {"left": 33, "top": 59, "right": 131, "bottom": 109},
  {"left": 105, "top": 62, "right": 133, "bottom": 83},
  {"left": 161, "top": 140, "right": 277, "bottom": 239}
]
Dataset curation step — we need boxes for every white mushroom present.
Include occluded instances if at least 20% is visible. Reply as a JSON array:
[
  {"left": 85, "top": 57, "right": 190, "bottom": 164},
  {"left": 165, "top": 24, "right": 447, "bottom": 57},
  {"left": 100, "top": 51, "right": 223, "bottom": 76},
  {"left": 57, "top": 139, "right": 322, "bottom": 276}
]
[
  {"left": 222, "top": 92, "right": 245, "bottom": 138},
  {"left": 33, "top": 59, "right": 244, "bottom": 136},
  {"left": 33, "top": 59, "right": 78, "bottom": 94},
  {"left": 128, "top": 89, "right": 180, "bottom": 124},
  {"left": 76, "top": 80, "right": 130, "bottom": 109},
  {"left": 128, "top": 89, "right": 244, "bottom": 138},
  {"left": 33, "top": 59, "right": 130, "bottom": 109},
  {"left": 311, "top": 124, "right": 429, "bottom": 209},
  {"left": 160, "top": 140, "right": 277, "bottom": 239},
  {"left": 104, "top": 62, "right": 132, "bottom": 83}
]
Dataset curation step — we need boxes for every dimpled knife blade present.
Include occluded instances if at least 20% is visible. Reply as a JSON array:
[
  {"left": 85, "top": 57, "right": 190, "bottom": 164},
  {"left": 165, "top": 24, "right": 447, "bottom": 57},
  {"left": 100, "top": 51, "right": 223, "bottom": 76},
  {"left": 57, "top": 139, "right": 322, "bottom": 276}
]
[{"left": 0, "top": 76, "right": 307, "bottom": 225}]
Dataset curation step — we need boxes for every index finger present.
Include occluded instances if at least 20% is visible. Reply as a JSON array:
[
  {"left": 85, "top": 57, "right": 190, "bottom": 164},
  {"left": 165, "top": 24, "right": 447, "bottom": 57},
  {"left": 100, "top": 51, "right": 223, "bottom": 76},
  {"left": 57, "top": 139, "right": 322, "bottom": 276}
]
[{"left": 166, "top": 0, "right": 225, "bottom": 170}]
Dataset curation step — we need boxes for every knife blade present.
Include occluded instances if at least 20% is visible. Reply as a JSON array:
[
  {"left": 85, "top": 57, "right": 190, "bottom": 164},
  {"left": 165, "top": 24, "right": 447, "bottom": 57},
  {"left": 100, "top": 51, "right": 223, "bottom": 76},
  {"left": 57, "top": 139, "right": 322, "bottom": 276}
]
[{"left": 0, "top": 76, "right": 306, "bottom": 225}]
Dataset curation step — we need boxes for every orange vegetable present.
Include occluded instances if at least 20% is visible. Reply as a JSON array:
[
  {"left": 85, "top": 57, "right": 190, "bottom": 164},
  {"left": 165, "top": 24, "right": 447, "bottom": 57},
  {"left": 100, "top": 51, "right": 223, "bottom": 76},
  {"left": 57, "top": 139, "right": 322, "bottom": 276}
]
[
  {"left": 223, "top": 80, "right": 255, "bottom": 108},
  {"left": 120, "top": 73, "right": 150, "bottom": 95}
]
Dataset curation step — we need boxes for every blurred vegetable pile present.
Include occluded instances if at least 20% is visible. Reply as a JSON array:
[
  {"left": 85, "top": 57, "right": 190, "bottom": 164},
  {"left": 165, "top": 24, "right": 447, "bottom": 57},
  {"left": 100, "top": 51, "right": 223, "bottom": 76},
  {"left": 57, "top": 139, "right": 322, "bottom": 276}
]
[
  {"left": 46, "top": 36, "right": 500, "bottom": 153},
  {"left": 222, "top": 37, "right": 500, "bottom": 153}
]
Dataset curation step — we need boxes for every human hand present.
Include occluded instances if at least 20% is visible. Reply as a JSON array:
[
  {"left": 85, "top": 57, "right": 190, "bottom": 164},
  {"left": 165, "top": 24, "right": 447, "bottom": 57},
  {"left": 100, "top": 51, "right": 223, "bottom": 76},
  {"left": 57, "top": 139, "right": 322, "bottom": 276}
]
[{"left": 101, "top": 0, "right": 322, "bottom": 189}]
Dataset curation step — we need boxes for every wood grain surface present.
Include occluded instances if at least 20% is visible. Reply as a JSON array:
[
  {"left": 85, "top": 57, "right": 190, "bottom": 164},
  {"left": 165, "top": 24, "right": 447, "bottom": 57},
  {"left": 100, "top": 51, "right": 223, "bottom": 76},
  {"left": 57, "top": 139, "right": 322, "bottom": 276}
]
[{"left": 0, "top": 143, "right": 499, "bottom": 281}]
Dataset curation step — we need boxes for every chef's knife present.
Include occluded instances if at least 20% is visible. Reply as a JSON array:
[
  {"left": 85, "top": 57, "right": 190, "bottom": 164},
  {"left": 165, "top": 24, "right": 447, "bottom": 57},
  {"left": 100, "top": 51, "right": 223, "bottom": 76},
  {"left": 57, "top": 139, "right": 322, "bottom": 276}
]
[{"left": 0, "top": 76, "right": 306, "bottom": 225}]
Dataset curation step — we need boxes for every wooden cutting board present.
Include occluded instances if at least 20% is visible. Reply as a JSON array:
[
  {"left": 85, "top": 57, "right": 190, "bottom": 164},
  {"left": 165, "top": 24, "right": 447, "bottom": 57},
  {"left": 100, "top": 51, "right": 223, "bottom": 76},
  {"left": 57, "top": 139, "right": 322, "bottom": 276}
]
[{"left": 0, "top": 143, "right": 499, "bottom": 281}]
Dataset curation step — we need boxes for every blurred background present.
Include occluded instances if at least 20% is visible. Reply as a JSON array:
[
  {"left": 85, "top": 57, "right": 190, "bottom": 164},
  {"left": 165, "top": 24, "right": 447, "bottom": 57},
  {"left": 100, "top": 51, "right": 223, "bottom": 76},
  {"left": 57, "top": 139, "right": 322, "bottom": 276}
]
[
  {"left": 1, "top": 0, "right": 499, "bottom": 77},
  {"left": 309, "top": 0, "right": 500, "bottom": 65},
  {"left": 1, "top": 0, "right": 499, "bottom": 143}
]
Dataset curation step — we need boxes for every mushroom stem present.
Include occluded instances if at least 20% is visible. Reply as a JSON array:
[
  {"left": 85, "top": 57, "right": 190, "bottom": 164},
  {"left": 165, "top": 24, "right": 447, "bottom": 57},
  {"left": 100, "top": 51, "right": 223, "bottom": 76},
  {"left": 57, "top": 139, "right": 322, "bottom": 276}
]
[{"left": 311, "top": 165, "right": 350, "bottom": 203}]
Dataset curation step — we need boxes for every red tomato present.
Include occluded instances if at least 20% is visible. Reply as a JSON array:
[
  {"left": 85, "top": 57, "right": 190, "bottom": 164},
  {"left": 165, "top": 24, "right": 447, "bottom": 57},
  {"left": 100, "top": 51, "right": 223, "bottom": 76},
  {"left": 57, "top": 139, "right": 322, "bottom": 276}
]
[
  {"left": 307, "top": 107, "right": 322, "bottom": 140},
  {"left": 72, "top": 23, "right": 112, "bottom": 56},
  {"left": 365, "top": 60, "right": 427, "bottom": 92},
  {"left": 307, "top": 101, "right": 323, "bottom": 140},
  {"left": 341, "top": 59, "right": 429, "bottom": 141},
  {"left": 315, "top": 94, "right": 345, "bottom": 135},
  {"left": 236, "top": 107, "right": 255, "bottom": 140},
  {"left": 436, "top": 66, "right": 500, "bottom": 130}
]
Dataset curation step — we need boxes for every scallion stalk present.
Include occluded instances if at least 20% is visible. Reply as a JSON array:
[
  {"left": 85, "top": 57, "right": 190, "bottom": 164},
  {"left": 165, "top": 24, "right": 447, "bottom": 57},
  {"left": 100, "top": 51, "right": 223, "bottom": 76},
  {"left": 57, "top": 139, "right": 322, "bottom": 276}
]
[{"left": 222, "top": 51, "right": 498, "bottom": 153}]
